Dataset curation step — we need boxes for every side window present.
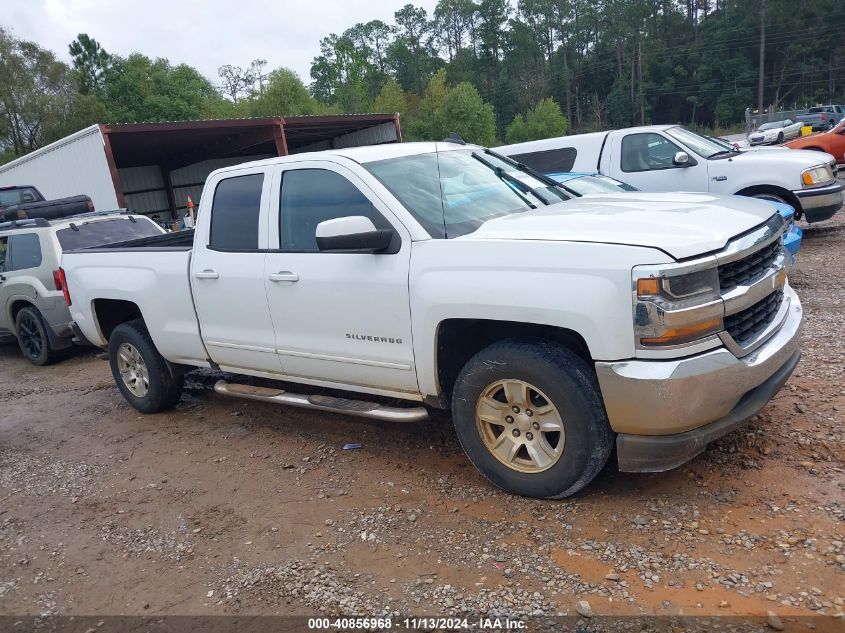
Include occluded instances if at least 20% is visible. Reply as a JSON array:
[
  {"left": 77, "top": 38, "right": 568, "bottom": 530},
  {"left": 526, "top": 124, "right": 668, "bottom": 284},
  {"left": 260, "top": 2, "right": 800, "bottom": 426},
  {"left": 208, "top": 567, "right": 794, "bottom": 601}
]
[
  {"left": 0, "top": 237, "right": 7, "bottom": 272},
  {"left": 279, "top": 169, "right": 387, "bottom": 252},
  {"left": 621, "top": 133, "right": 683, "bottom": 172},
  {"left": 209, "top": 173, "right": 264, "bottom": 250},
  {"left": 7, "top": 233, "right": 42, "bottom": 270},
  {"left": 510, "top": 147, "right": 577, "bottom": 174}
]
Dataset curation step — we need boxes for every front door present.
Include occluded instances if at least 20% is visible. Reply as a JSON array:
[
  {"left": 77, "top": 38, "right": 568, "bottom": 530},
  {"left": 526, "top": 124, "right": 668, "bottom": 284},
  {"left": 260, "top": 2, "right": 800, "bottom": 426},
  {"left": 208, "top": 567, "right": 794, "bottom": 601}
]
[
  {"left": 189, "top": 168, "right": 282, "bottom": 375},
  {"left": 263, "top": 162, "right": 417, "bottom": 393},
  {"left": 612, "top": 131, "right": 710, "bottom": 192}
]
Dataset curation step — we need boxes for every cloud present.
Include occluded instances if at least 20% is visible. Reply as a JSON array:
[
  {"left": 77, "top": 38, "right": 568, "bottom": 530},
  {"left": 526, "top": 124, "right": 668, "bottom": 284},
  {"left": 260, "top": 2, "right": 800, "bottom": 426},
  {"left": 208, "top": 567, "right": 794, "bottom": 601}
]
[{"left": 5, "top": 0, "right": 439, "bottom": 84}]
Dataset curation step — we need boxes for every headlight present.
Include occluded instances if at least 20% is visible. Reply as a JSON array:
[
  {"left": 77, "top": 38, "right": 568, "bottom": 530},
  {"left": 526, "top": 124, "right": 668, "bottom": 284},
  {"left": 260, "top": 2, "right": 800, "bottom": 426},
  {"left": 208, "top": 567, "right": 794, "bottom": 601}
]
[
  {"left": 801, "top": 164, "right": 834, "bottom": 187},
  {"left": 634, "top": 267, "right": 723, "bottom": 347}
]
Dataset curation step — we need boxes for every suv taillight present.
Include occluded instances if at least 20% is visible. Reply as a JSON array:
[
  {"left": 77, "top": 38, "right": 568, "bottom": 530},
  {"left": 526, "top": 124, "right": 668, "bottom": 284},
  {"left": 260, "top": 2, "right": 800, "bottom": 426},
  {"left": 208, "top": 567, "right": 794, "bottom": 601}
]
[
  {"left": 55, "top": 268, "right": 71, "bottom": 305},
  {"left": 87, "top": 198, "right": 95, "bottom": 212}
]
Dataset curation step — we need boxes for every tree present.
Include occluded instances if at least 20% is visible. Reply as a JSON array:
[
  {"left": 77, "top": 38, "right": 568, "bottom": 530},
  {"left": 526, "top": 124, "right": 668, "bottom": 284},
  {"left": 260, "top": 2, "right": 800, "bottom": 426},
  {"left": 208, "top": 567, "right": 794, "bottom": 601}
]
[
  {"left": 372, "top": 79, "right": 408, "bottom": 114},
  {"left": 102, "top": 54, "right": 225, "bottom": 122},
  {"left": 438, "top": 81, "right": 497, "bottom": 145},
  {"left": 247, "top": 67, "right": 320, "bottom": 116},
  {"left": 0, "top": 28, "right": 76, "bottom": 158},
  {"left": 68, "top": 33, "right": 110, "bottom": 95},
  {"left": 504, "top": 97, "right": 567, "bottom": 142},
  {"left": 218, "top": 64, "right": 254, "bottom": 102}
]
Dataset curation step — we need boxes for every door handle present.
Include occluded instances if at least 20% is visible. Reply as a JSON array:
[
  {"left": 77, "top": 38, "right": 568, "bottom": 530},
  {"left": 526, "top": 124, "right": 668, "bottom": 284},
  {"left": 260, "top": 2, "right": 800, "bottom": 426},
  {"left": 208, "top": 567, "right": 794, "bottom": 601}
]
[
  {"left": 268, "top": 271, "right": 299, "bottom": 282},
  {"left": 194, "top": 269, "right": 219, "bottom": 279}
]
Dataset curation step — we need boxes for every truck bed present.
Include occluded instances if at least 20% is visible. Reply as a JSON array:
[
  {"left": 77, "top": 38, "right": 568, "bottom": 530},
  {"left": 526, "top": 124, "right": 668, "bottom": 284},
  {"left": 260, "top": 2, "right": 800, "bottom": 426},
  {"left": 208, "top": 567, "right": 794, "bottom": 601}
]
[
  {"left": 61, "top": 246, "right": 209, "bottom": 366},
  {"left": 93, "top": 229, "right": 195, "bottom": 250}
]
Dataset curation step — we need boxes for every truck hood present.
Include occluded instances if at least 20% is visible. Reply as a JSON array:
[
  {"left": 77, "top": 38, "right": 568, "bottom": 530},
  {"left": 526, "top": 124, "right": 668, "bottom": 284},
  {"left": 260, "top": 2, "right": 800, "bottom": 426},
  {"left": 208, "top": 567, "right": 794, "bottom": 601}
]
[
  {"left": 464, "top": 192, "right": 778, "bottom": 260},
  {"left": 729, "top": 146, "right": 835, "bottom": 170}
]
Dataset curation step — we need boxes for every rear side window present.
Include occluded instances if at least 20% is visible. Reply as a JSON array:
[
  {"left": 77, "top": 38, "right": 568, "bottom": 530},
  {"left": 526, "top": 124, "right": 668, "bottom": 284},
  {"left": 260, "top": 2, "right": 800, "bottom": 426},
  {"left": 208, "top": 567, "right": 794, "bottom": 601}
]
[
  {"left": 279, "top": 169, "right": 385, "bottom": 251},
  {"left": 56, "top": 218, "right": 162, "bottom": 250},
  {"left": 8, "top": 233, "right": 41, "bottom": 270},
  {"left": 510, "top": 148, "right": 577, "bottom": 174},
  {"left": 210, "top": 174, "right": 264, "bottom": 250}
]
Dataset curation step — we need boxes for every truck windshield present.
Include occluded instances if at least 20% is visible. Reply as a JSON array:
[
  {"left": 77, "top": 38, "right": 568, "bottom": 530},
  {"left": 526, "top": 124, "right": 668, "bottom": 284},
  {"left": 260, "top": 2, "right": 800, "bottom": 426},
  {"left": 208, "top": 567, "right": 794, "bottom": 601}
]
[
  {"left": 56, "top": 217, "right": 162, "bottom": 250},
  {"left": 665, "top": 126, "right": 729, "bottom": 159},
  {"left": 363, "top": 148, "right": 567, "bottom": 238}
]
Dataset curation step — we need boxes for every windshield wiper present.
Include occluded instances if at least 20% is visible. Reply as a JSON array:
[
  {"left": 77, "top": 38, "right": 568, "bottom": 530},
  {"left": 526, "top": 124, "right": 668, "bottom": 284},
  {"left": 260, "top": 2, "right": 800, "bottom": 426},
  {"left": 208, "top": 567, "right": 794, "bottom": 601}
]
[
  {"left": 470, "top": 151, "right": 552, "bottom": 205},
  {"left": 482, "top": 149, "right": 574, "bottom": 200},
  {"left": 708, "top": 149, "right": 736, "bottom": 159}
]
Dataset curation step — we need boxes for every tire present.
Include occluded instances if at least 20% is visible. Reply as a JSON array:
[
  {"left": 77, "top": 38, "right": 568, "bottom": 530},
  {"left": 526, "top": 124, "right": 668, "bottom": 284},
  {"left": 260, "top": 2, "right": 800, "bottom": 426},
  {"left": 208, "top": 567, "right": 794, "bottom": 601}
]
[
  {"left": 108, "top": 319, "right": 183, "bottom": 413},
  {"left": 776, "top": 132, "right": 784, "bottom": 144},
  {"left": 750, "top": 191, "right": 789, "bottom": 206},
  {"left": 450, "top": 338, "right": 614, "bottom": 499},
  {"left": 15, "top": 306, "right": 58, "bottom": 366}
]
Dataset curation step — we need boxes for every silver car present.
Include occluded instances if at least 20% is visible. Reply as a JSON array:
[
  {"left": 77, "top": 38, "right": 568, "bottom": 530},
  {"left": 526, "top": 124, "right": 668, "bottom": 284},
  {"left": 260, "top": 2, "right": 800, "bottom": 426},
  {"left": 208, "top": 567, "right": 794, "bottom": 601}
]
[{"left": 0, "top": 212, "right": 163, "bottom": 364}]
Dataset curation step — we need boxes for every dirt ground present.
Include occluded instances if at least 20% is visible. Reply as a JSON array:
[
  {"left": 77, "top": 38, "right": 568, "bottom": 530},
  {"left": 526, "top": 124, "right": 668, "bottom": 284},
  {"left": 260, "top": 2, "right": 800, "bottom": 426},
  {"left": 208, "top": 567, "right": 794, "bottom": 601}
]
[{"left": 0, "top": 214, "right": 843, "bottom": 630}]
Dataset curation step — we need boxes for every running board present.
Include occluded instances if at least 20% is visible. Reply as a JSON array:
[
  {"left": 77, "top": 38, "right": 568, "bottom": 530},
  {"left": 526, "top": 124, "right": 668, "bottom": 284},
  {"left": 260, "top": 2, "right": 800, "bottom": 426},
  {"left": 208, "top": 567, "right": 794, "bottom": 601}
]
[{"left": 213, "top": 380, "right": 428, "bottom": 422}]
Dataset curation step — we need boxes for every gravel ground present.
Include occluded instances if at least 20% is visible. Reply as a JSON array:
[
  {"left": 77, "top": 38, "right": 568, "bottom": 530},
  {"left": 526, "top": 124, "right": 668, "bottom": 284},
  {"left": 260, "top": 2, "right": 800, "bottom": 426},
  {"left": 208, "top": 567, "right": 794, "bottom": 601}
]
[{"left": 0, "top": 212, "right": 843, "bottom": 630}]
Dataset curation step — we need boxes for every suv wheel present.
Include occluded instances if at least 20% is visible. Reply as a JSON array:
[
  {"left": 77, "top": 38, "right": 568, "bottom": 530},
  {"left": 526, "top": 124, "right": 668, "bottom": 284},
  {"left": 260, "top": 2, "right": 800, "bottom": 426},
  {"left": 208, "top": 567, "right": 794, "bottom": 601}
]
[
  {"left": 451, "top": 339, "right": 614, "bottom": 499},
  {"left": 15, "top": 306, "right": 57, "bottom": 366},
  {"left": 109, "top": 319, "right": 183, "bottom": 413}
]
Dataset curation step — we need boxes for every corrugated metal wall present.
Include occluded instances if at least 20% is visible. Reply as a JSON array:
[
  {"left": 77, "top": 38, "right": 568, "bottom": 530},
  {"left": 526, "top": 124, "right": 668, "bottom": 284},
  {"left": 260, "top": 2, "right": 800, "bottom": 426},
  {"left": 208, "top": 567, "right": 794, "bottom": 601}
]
[
  {"left": 0, "top": 125, "right": 119, "bottom": 211},
  {"left": 294, "top": 122, "right": 398, "bottom": 154},
  {"left": 117, "top": 155, "right": 273, "bottom": 220}
]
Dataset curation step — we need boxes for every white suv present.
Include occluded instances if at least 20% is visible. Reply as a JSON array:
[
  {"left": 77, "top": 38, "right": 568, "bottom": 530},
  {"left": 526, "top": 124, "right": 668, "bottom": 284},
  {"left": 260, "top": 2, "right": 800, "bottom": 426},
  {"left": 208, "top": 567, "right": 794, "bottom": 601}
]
[{"left": 0, "top": 212, "right": 163, "bottom": 364}]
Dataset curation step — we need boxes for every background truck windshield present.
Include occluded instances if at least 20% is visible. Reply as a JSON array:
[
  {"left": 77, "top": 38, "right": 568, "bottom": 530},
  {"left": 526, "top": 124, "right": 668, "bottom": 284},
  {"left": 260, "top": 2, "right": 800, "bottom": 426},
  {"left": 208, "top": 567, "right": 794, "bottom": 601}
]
[
  {"left": 364, "top": 149, "right": 564, "bottom": 238},
  {"left": 56, "top": 218, "right": 162, "bottom": 250},
  {"left": 665, "top": 126, "right": 727, "bottom": 158}
]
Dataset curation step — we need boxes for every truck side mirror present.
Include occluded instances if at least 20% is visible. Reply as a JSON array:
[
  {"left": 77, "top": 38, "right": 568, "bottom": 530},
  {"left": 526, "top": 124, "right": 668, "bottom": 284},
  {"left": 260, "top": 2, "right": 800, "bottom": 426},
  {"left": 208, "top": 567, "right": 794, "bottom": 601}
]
[
  {"left": 673, "top": 151, "right": 694, "bottom": 167},
  {"left": 315, "top": 216, "right": 394, "bottom": 252}
]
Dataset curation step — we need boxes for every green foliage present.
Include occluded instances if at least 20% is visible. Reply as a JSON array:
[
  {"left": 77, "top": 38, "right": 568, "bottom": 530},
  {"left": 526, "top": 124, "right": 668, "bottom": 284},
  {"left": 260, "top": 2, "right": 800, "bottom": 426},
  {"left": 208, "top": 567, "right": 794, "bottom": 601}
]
[
  {"left": 99, "top": 54, "right": 225, "bottom": 123},
  {"left": 372, "top": 79, "right": 408, "bottom": 114},
  {"left": 68, "top": 33, "right": 110, "bottom": 95},
  {"left": 247, "top": 67, "right": 320, "bottom": 117},
  {"left": 504, "top": 98, "right": 567, "bottom": 143},
  {"left": 0, "top": 27, "right": 77, "bottom": 158}
]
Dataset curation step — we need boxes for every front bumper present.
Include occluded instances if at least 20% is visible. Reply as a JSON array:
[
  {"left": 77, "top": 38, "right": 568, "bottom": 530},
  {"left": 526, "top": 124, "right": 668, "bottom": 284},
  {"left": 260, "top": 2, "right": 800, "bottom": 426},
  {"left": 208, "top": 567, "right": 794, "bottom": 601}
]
[
  {"left": 595, "top": 285, "right": 803, "bottom": 472},
  {"left": 793, "top": 180, "right": 845, "bottom": 222}
]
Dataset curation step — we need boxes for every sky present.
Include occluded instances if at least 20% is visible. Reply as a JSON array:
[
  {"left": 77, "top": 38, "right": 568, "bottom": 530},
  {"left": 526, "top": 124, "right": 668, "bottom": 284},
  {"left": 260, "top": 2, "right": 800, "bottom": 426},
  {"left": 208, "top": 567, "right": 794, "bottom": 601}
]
[{"left": 5, "top": 0, "right": 439, "bottom": 85}]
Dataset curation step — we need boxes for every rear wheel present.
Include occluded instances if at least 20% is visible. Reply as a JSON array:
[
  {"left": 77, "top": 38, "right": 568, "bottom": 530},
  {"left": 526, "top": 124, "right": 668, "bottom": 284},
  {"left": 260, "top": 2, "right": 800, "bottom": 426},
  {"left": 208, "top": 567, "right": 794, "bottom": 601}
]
[
  {"left": 451, "top": 339, "right": 614, "bottom": 499},
  {"left": 109, "top": 319, "right": 183, "bottom": 413},
  {"left": 15, "top": 307, "right": 57, "bottom": 366}
]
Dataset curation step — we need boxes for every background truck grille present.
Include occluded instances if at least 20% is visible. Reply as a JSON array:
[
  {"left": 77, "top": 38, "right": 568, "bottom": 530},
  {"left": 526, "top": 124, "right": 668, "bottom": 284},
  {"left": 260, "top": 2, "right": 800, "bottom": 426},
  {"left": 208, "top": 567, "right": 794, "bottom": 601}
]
[
  {"left": 718, "top": 240, "right": 780, "bottom": 292},
  {"left": 725, "top": 290, "right": 783, "bottom": 346}
]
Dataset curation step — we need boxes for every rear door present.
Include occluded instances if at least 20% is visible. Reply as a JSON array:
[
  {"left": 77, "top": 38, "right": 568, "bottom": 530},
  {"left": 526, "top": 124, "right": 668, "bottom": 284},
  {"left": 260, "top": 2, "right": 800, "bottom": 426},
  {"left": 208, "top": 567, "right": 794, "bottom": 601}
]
[
  {"left": 263, "top": 160, "right": 417, "bottom": 393},
  {"left": 610, "top": 131, "right": 710, "bottom": 192},
  {"left": 0, "top": 236, "right": 9, "bottom": 330},
  {"left": 189, "top": 166, "right": 282, "bottom": 375}
]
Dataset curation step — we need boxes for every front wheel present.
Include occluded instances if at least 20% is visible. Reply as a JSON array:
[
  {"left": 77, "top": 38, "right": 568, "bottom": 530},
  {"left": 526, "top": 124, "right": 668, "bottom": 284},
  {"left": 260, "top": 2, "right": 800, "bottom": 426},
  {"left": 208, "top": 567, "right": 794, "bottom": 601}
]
[
  {"left": 108, "top": 319, "right": 183, "bottom": 413},
  {"left": 776, "top": 132, "right": 784, "bottom": 144},
  {"left": 751, "top": 191, "right": 789, "bottom": 206},
  {"left": 451, "top": 339, "right": 614, "bottom": 499}
]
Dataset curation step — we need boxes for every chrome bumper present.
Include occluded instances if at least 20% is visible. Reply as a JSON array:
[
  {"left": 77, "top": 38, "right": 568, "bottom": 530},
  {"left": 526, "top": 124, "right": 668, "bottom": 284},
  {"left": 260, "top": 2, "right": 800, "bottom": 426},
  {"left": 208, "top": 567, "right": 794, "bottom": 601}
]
[
  {"left": 793, "top": 180, "right": 844, "bottom": 222},
  {"left": 595, "top": 284, "right": 803, "bottom": 438}
]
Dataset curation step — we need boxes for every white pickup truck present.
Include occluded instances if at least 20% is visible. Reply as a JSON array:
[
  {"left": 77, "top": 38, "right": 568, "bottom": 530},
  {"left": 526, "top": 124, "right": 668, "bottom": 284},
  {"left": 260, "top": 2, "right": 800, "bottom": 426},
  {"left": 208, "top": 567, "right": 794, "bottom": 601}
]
[
  {"left": 498, "top": 124, "right": 844, "bottom": 223},
  {"left": 61, "top": 142, "right": 803, "bottom": 499}
]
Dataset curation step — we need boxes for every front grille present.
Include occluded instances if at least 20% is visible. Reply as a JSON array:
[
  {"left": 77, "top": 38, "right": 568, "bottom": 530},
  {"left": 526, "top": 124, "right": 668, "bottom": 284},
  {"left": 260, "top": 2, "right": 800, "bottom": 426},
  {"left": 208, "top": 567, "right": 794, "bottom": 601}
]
[
  {"left": 718, "top": 240, "right": 780, "bottom": 292},
  {"left": 725, "top": 290, "right": 783, "bottom": 346}
]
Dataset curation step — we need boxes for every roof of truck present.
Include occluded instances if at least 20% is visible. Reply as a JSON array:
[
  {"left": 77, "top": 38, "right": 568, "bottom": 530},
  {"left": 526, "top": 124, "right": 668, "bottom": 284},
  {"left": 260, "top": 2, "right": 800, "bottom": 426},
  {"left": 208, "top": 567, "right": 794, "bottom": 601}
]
[{"left": 210, "top": 141, "right": 478, "bottom": 175}]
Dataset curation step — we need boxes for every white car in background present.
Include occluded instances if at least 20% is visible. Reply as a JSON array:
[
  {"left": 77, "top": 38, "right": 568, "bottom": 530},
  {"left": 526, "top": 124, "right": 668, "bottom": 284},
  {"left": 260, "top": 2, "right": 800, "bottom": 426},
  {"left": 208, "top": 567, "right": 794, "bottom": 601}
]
[{"left": 748, "top": 119, "right": 803, "bottom": 145}]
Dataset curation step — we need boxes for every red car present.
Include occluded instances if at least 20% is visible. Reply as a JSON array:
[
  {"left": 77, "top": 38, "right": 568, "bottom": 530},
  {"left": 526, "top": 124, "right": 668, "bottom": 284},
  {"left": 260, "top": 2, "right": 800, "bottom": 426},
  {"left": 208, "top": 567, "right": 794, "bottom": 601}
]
[{"left": 785, "top": 119, "right": 845, "bottom": 164}]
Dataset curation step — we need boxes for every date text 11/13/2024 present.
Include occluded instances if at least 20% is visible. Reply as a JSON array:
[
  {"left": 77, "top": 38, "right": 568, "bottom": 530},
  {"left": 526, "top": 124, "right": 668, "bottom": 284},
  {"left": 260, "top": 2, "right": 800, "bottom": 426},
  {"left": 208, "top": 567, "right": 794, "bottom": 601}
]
[{"left": 307, "top": 617, "right": 526, "bottom": 630}]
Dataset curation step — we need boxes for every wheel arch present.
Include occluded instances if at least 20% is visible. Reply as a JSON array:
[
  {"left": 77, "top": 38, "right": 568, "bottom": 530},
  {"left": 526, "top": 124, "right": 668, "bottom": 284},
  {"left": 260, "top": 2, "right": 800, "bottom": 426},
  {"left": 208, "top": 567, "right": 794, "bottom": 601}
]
[
  {"left": 433, "top": 318, "right": 592, "bottom": 407},
  {"left": 734, "top": 185, "right": 802, "bottom": 215},
  {"left": 92, "top": 298, "right": 144, "bottom": 342}
]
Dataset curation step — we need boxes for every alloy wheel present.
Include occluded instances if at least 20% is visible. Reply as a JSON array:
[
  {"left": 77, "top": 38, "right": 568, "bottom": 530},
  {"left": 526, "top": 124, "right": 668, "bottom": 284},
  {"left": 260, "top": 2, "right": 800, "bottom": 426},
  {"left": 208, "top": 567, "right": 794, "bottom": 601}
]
[
  {"left": 116, "top": 342, "right": 150, "bottom": 397},
  {"left": 475, "top": 379, "right": 565, "bottom": 473}
]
